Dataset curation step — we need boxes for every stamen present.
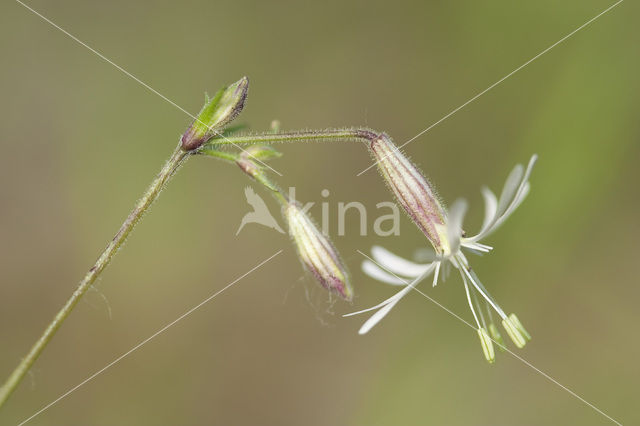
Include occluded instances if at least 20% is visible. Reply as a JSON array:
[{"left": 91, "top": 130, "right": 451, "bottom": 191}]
[
  {"left": 432, "top": 262, "right": 441, "bottom": 287},
  {"left": 502, "top": 317, "right": 527, "bottom": 348},
  {"left": 488, "top": 323, "right": 506, "bottom": 351},
  {"left": 457, "top": 257, "right": 507, "bottom": 319},
  {"left": 474, "top": 242, "right": 493, "bottom": 252},
  {"left": 477, "top": 328, "right": 496, "bottom": 363},
  {"left": 461, "top": 274, "right": 481, "bottom": 329},
  {"left": 509, "top": 313, "right": 531, "bottom": 341},
  {"left": 471, "top": 287, "right": 488, "bottom": 329}
]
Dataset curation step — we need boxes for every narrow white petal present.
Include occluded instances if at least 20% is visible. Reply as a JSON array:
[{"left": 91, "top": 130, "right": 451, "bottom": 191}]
[
  {"left": 413, "top": 247, "right": 438, "bottom": 263},
  {"left": 497, "top": 163, "right": 524, "bottom": 217},
  {"left": 343, "top": 300, "right": 392, "bottom": 317},
  {"left": 495, "top": 182, "right": 530, "bottom": 228},
  {"left": 446, "top": 199, "right": 468, "bottom": 254},
  {"left": 345, "top": 266, "right": 434, "bottom": 322},
  {"left": 480, "top": 187, "right": 498, "bottom": 231},
  {"left": 344, "top": 281, "right": 415, "bottom": 317},
  {"left": 362, "top": 260, "right": 407, "bottom": 285},
  {"left": 371, "top": 245, "right": 430, "bottom": 277},
  {"left": 522, "top": 155, "right": 538, "bottom": 186},
  {"left": 358, "top": 300, "right": 398, "bottom": 334},
  {"left": 460, "top": 241, "right": 492, "bottom": 253},
  {"left": 500, "top": 156, "right": 535, "bottom": 219},
  {"left": 469, "top": 155, "right": 537, "bottom": 241},
  {"left": 344, "top": 286, "right": 407, "bottom": 317}
]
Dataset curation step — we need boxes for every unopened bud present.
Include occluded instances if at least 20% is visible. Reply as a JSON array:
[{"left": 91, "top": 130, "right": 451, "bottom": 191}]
[
  {"left": 370, "top": 135, "right": 447, "bottom": 251},
  {"left": 236, "top": 157, "right": 260, "bottom": 179},
  {"left": 502, "top": 317, "right": 527, "bottom": 349},
  {"left": 477, "top": 328, "right": 495, "bottom": 363},
  {"left": 235, "top": 157, "right": 278, "bottom": 192},
  {"left": 181, "top": 77, "right": 249, "bottom": 151},
  {"left": 285, "top": 202, "right": 353, "bottom": 301},
  {"left": 240, "top": 144, "right": 282, "bottom": 161}
]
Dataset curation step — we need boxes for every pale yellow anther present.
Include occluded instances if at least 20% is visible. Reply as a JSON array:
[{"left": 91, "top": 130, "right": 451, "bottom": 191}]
[
  {"left": 488, "top": 323, "right": 506, "bottom": 351},
  {"left": 477, "top": 328, "right": 495, "bottom": 363},
  {"left": 509, "top": 313, "right": 531, "bottom": 341},
  {"left": 502, "top": 317, "right": 527, "bottom": 349}
]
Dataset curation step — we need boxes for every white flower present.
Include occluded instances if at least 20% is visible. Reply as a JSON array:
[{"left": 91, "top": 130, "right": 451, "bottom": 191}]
[{"left": 347, "top": 140, "right": 537, "bottom": 362}]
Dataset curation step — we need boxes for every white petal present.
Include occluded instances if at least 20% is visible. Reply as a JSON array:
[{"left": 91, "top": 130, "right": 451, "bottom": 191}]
[
  {"left": 414, "top": 247, "right": 438, "bottom": 262},
  {"left": 469, "top": 155, "right": 537, "bottom": 241},
  {"left": 358, "top": 300, "right": 398, "bottom": 334},
  {"left": 496, "top": 182, "right": 530, "bottom": 227},
  {"left": 446, "top": 199, "right": 468, "bottom": 254},
  {"left": 371, "top": 245, "right": 430, "bottom": 277},
  {"left": 344, "top": 284, "right": 411, "bottom": 317},
  {"left": 501, "top": 155, "right": 536, "bottom": 218},
  {"left": 343, "top": 299, "right": 393, "bottom": 317},
  {"left": 497, "top": 163, "right": 524, "bottom": 217},
  {"left": 480, "top": 187, "right": 498, "bottom": 231},
  {"left": 522, "top": 155, "right": 538, "bottom": 186},
  {"left": 362, "top": 260, "right": 407, "bottom": 286},
  {"left": 345, "top": 265, "right": 435, "bottom": 326}
]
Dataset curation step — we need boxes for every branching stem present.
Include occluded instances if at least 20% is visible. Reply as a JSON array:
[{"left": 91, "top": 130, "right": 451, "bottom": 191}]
[
  {"left": 0, "top": 127, "right": 383, "bottom": 409},
  {"left": 0, "top": 143, "right": 189, "bottom": 408}
]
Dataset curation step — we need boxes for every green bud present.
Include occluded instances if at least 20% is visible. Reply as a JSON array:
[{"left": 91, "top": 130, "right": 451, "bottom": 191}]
[
  {"left": 240, "top": 144, "right": 283, "bottom": 161},
  {"left": 235, "top": 157, "right": 279, "bottom": 192},
  {"left": 477, "top": 328, "right": 495, "bottom": 363},
  {"left": 181, "top": 76, "right": 249, "bottom": 151}
]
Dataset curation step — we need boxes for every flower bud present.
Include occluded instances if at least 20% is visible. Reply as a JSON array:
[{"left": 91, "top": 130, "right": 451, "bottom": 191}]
[
  {"left": 240, "top": 144, "right": 283, "bottom": 161},
  {"left": 370, "top": 135, "right": 447, "bottom": 251},
  {"left": 235, "top": 157, "right": 279, "bottom": 192},
  {"left": 181, "top": 77, "right": 249, "bottom": 151},
  {"left": 477, "top": 328, "right": 495, "bottom": 363},
  {"left": 236, "top": 157, "right": 261, "bottom": 179},
  {"left": 285, "top": 202, "right": 353, "bottom": 301}
]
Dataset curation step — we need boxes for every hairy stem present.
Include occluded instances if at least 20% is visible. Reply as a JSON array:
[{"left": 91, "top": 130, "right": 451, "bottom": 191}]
[
  {"left": 0, "top": 143, "right": 189, "bottom": 409},
  {"left": 205, "top": 128, "right": 380, "bottom": 147}
]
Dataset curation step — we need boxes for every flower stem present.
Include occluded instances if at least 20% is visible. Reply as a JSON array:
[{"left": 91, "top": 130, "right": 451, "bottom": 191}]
[
  {"left": 205, "top": 128, "right": 380, "bottom": 146},
  {"left": 0, "top": 143, "right": 189, "bottom": 409}
]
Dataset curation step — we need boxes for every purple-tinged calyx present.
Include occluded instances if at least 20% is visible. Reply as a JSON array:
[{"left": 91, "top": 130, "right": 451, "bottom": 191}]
[
  {"left": 285, "top": 202, "right": 353, "bottom": 301},
  {"left": 370, "top": 135, "right": 447, "bottom": 252},
  {"left": 181, "top": 77, "right": 249, "bottom": 151}
]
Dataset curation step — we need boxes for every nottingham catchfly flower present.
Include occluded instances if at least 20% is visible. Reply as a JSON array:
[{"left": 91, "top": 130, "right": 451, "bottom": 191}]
[{"left": 347, "top": 134, "right": 536, "bottom": 363}]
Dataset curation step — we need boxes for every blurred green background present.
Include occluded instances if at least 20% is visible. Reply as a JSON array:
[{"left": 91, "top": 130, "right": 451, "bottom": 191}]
[{"left": 1, "top": 0, "right": 638, "bottom": 424}]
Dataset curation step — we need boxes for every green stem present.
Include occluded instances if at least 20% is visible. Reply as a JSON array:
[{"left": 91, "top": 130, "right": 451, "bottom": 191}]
[
  {"left": 204, "top": 128, "right": 380, "bottom": 147},
  {"left": 199, "top": 147, "right": 288, "bottom": 204},
  {"left": 0, "top": 143, "right": 190, "bottom": 409},
  {"left": 200, "top": 129, "right": 384, "bottom": 204}
]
